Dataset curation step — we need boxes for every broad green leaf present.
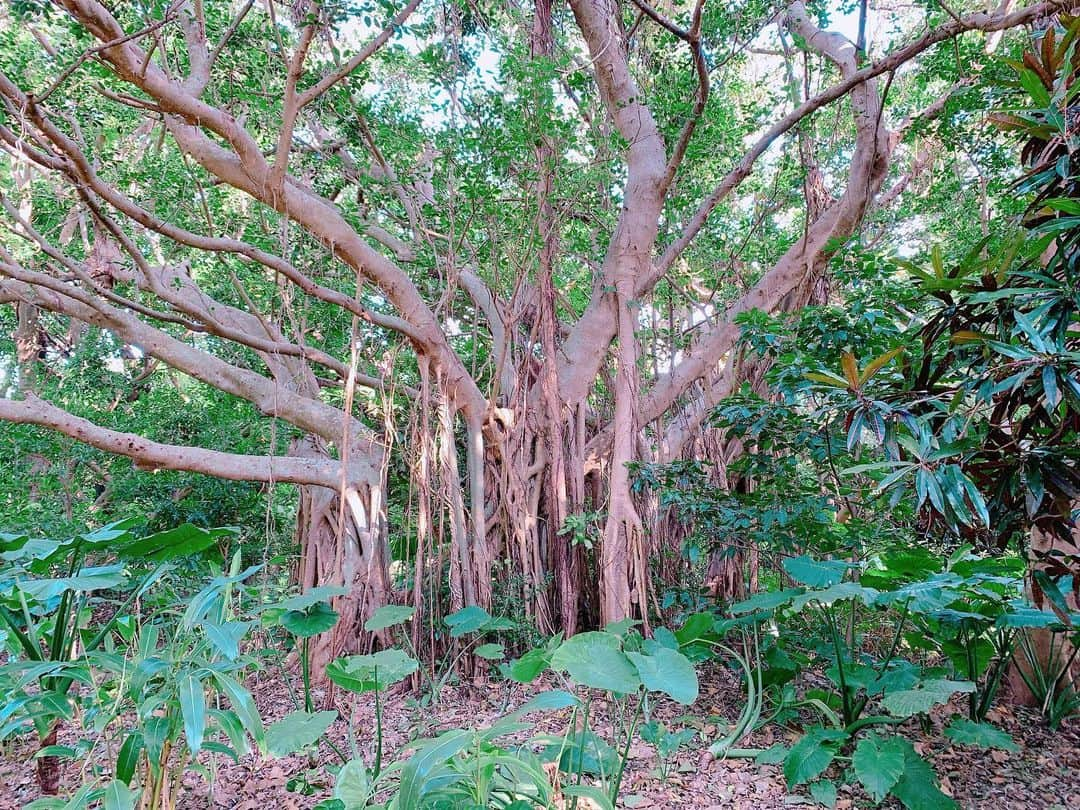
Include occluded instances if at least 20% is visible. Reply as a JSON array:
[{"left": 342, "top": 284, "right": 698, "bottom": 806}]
[
  {"left": 19, "top": 565, "right": 126, "bottom": 601},
  {"left": 541, "top": 729, "right": 620, "bottom": 776},
  {"left": 325, "top": 648, "right": 418, "bottom": 693},
  {"left": 881, "top": 679, "right": 975, "bottom": 717},
  {"left": 270, "top": 586, "right": 349, "bottom": 613},
  {"left": 853, "top": 733, "right": 907, "bottom": 802},
  {"left": 201, "top": 621, "right": 251, "bottom": 660},
  {"left": 363, "top": 605, "right": 415, "bottom": 632},
  {"left": 265, "top": 710, "right": 337, "bottom": 756},
  {"left": 789, "top": 582, "right": 878, "bottom": 611},
  {"left": 674, "top": 612, "right": 714, "bottom": 644},
  {"left": 996, "top": 605, "right": 1061, "bottom": 628},
  {"left": 783, "top": 727, "right": 846, "bottom": 787},
  {"left": 809, "top": 778, "right": 837, "bottom": 808},
  {"left": 549, "top": 632, "right": 640, "bottom": 694},
  {"left": 334, "top": 758, "right": 372, "bottom": 809},
  {"left": 443, "top": 605, "right": 492, "bottom": 637},
  {"left": 81, "top": 519, "right": 138, "bottom": 546},
  {"left": 119, "top": 524, "right": 234, "bottom": 562},
  {"left": 626, "top": 646, "right": 699, "bottom": 704},
  {"left": 396, "top": 729, "right": 472, "bottom": 809},
  {"left": 281, "top": 601, "right": 339, "bottom": 638},
  {"left": 473, "top": 642, "right": 504, "bottom": 660},
  {"left": 505, "top": 648, "right": 549, "bottom": 683},
  {"left": 783, "top": 556, "right": 849, "bottom": 588},
  {"left": 943, "top": 718, "right": 1018, "bottom": 751},
  {"left": 889, "top": 743, "right": 957, "bottom": 810},
  {"left": 603, "top": 617, "right": 641, "bottom": 637}
]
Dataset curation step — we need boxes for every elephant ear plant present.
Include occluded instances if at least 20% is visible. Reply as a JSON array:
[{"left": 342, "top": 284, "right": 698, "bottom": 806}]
[
  {"left": 261, "top": 585, "right": 348, "bottom": 714},
  {"left": 0, "top": 520, "right": 233, "bottom": 796},
  {"left": 506, "top": 620, "right": 700, "bottom": 805},
  {"left": 724, "top": 551, "right": 1044, "bottom": 809}
]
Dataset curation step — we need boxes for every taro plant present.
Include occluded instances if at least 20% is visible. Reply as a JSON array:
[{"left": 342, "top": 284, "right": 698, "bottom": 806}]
[
  {"left": 314, "top": 690, "right": 593, "bottom": 810},
  {"left": 725, "top": 553, "right": 989, "bottom": 809},
  {"left": 361, "top": 603, "right": 514, "bottom": 705},
  {"left": 639, "top": 720, "right": 696, "bottom": 781},
  {"left": 261, "top": 585, "right": 347, "bottom": 714},
  {"left": 505, "top": 619, "right": 700, "bottom": 805}
]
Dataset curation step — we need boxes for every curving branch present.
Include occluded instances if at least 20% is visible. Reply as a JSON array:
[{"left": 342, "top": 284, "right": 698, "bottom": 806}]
[
  {"left": 556, "top": 0, "right": 1063, "bottom": 409},
  {"left": 0, "top": 394, "right": 353, "bottom": 490}
]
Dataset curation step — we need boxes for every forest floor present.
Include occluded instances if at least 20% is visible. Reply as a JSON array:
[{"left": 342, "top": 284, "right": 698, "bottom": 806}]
[{"left": 0, "top": 664, "right": 1077, "bottom": 809}]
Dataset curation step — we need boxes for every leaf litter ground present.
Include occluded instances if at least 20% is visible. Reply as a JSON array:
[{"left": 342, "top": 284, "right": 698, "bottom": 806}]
[{"left": 0, "top": 666, "right": 1076, "bottom": 808}]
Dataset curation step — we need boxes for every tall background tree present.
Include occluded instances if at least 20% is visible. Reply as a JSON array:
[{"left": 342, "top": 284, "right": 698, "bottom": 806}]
[{"left": 0, "top": 0, "right": 1062, "bottom": 662}]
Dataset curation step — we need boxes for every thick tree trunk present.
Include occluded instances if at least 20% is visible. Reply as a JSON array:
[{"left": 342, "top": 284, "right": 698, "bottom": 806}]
[
  {"left": 1007, "top": 510, "right": 1079, "bottom": 705},
  {"left": 293, "top": 434, "right": 390, "bottom": 672}
]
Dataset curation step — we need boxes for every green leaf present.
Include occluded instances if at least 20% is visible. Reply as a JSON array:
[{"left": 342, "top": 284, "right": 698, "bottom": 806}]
[
  {"left": 889, "top": 743, "right": 957, "bottom": 810},
  {"left": 80, "top": 519, "right": 138, "bottom": 546},
  {"left": 674, "top": 612, "right": 714, "bottom": 644},
  {"left": 202, "top": 741, "right": 239, "bottom": 762},
  {"left": 473, "top": 642, "right": 504, "bottom": 660},
  {"left": 505, "top": 648, "right": 549, "bottom": 683},
  {"left": 443, "top": 605, "right": 492, "bottom": 637},
  {"left": 211, "top": 709, "right": 251, "bottom": 758},
  {"left": 179, "top": 673, "right": 206, "bottom": 755},
  {"left": 549, "top": 632, "right": 640, "bottom": 694},
  {"left": 853, "top": 733, "right": 907, "bottom": 802},
  {"left": 881, "top": 679, "right": 975, "bottom": 717},
  {"left": 943, "top": 718, "right": 1019, "bottom": 751},
  {"left": 115, "top": 732, "right": 143, "bottom": 785},
  {"left": 265, "top": 710, "right": 337, "bottom": 756},
  {"left": 34, "top": 746, "right": 76, "bottom": 759},
  {"left": 201, "top": 621, "right": 251, "bottom": 660},
  {"left": 1018, "top": 68, "right": 1052, "bottom": 107},
  {"left": 789, "top": 582, "right": 879, "bottom": 611},
  {"left": 119, "top": 524, "right": 234, "bottom": 562},
  {"left": 996, "top": 605, "right": 1062, "bottom": 628},
  {"left": 270, "top": 586, "right": 349, "bottom": 613},
  {"left": 334, "top": 758, "right": 372, "bottom": 809},
  {"left": 783, "top": 556, "right": 849, "bottom": 588},
  {"left": 396, "top": 729, "right": 472, "bottom": 809},
  {"left": 363, "top": 605, "right": 415, "bottom": 632},
  {"left": 810, "top": 778, "right": 837, "bottom": 808},
  {"left": 325, "top": 648, "right": 418, "bottom": 693},
  {"left": 102, "top": 780, "right": 138, "bottom": 810},
  {"left": 281, "top": 601, "right": 339, "bottom": 638},
  {"left": 783, "top": 727, "right": 846, "bottom": 787},
  {"left": 626, "top": 645, "right": 699, "bottom": 704},
  {"left": 19, "top": 565, "right": 127, "bottom": 601},
  {"left": 542, "top": 729, "right": 620, "bottom": 776},
  {"left": 211, "top": 672, "right": 264, "bottom": 747},
  {"left": 507, "top": 689, "right": 579, "bottom": 718}
]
